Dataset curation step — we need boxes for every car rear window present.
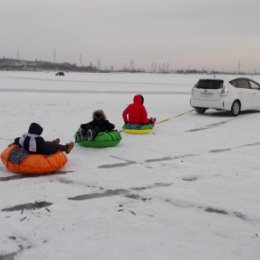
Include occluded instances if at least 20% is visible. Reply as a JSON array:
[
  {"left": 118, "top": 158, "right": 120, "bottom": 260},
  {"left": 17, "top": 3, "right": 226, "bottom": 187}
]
[{"left": 195, "top": 79, "right": 223, "bottom": 89}]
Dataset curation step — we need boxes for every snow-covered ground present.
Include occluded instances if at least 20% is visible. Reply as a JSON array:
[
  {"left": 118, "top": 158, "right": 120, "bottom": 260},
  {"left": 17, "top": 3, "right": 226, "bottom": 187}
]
[{"left": 0, "top": 71, "right": 260, "bottom": 260}]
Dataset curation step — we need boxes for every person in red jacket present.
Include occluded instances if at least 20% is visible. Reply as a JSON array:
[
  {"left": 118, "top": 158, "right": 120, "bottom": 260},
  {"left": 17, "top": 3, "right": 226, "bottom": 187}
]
[{"left": 122, "top": 94, "right": 156, "bottom": 126}]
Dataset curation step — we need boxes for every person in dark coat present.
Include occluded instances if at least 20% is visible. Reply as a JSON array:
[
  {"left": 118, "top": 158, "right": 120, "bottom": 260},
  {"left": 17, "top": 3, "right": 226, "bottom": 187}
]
[
  {"left": 14, "top": 122, "right": 74, "bottom": 155},
  {"left": 80, "top": 110, "right": 115, "bottom": 140},
  {"left": 122, "top": 94, "right": 156, "bottom": 125}
]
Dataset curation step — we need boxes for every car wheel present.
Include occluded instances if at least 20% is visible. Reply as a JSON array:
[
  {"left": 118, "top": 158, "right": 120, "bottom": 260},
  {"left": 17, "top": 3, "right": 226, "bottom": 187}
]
[
  {"left": 231, "top": 100, "right": 240, "bottom": 116},
  {"left": 194, "top": 107, "right": 206, "bottom": 114}
]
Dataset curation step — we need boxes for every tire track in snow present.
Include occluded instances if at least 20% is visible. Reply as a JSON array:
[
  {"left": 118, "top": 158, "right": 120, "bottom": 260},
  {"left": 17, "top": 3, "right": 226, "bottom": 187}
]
[
  {"left": 98, "top": 141, "right": 260, "bottom": 169},
  {"left": 68, "top": 183, "right": 173, "bottom": 201},
  {"left": 0, "top": 88, "right": 189, "bottom": 95},
  {"left": 164, "top": 198, "right": 248, "bottom": 221},
  {"left": 185, "top": 120, "right": 232, "bottom": 132},
  {"left": 0, "top": 235, "right": 33, "bottom": 260},
  {"left": 0, "top": 171, "right": 74, "bottom": 182},
  {"left": 209, "top": 141, "right": 260, "bottom": 153},
  {"left": 67, "top": 181, "right": 249, "bottom": 222},
  {"left": 0, "top": 75, "right": 191, "bottom": 87},
  {"left": 2, "top": 201, "right": 52, "bottom": 212},
  {"left": 98, "top": 154, "right": 196, "bottom": 169}
]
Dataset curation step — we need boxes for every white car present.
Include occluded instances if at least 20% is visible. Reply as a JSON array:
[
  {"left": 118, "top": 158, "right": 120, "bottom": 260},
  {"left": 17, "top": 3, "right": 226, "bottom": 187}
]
[{"left": 190, "top": 77, "right": 260, "bottom": 116}]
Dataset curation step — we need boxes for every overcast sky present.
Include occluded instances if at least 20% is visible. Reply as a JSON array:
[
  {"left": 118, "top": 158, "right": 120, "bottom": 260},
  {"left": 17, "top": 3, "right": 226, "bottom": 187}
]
[{"left": 1, "top": 0, "right": 260, "bottom": 72}]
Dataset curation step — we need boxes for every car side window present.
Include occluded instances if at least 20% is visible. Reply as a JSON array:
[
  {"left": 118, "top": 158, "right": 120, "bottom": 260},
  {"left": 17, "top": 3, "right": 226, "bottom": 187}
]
[
  {"left": 230, "top": 80, "right": 238, "bottom": 88},
  {"left": 249, "top": 80, "right": 260, "bottom": 90},
  {"left": 231, "top": 79, "right": 250, "bottom": 89}
]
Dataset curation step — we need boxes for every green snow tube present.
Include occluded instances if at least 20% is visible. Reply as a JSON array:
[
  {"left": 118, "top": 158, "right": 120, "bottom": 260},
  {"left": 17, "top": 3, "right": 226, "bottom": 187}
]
[{"left": 75, "top": 130, "right": 122, "bottom": 148}]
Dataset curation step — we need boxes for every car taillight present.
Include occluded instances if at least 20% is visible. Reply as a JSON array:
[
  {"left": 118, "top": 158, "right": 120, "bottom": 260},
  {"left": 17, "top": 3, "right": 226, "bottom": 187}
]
[{"left": 221, "top": 86, "right": 228, "bottom": 96}]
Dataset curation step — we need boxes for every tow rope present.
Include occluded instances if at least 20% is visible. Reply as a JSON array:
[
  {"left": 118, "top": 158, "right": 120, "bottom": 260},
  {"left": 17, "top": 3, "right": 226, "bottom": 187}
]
[{"left": 157, "top": 109, "right": 194, "bottom": 124}]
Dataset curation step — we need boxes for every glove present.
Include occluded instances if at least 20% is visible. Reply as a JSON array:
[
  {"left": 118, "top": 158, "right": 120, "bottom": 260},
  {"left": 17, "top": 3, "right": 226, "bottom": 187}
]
[{"left": 150, "top": 117, "right": 156, "bottom": 124}]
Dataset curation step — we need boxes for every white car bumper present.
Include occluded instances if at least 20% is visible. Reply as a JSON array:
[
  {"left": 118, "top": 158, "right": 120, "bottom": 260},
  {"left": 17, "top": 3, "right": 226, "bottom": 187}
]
[{"left": 190, "top": 97, "right": 233, "bottom": 111}]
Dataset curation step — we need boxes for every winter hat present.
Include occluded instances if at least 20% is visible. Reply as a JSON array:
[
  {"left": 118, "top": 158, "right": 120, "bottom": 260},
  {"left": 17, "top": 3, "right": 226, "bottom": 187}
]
[{"left": 28, "top": 122, "right": 43, "bottom": 135}]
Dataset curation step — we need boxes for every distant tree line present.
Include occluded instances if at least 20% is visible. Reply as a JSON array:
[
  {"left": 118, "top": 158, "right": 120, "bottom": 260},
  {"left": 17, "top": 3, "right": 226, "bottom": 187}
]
[
  {"left": 0, "top": 58, "right": 98, "bottom": 72},
  {"left": 175, "top": 69, "right": 258, "bottom": 75},
  {"left": 0, "top": 57, "right": 258, "bottom": 75}
]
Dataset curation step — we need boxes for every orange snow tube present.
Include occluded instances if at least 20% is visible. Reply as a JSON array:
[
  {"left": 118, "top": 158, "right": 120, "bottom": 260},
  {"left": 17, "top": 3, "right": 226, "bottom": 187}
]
[{"left": 1, "top": 145, "right": 68, "bottom": 175}]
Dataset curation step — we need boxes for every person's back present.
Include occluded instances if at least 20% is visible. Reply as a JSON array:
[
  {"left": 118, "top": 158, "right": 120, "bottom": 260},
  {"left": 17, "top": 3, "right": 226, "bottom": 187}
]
[
  {"left": 80, "top": 110, "right": 115, "bottom": 140},
  {"left": 14, "top": 122, "right": 73, "bottom": 155},
  {"left": 122, "top": 94, "right": 155, "bottom": 125},
  {"left": 15, "top": 122, "right": 44, "bottom": 153}
]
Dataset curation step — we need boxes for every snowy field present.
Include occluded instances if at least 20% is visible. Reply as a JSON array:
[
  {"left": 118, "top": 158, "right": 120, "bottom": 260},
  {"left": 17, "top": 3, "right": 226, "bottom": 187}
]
[{"left": 0, "top": 71, "right": 260, "bottom": 260}]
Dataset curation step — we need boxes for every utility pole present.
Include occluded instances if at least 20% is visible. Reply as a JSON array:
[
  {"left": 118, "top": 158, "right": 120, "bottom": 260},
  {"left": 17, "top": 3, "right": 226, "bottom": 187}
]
[
  {"left": 237, "top": 60, "right": 240, "bottom": 74},
  {"left": 166, "top": 62, "right": 170, "bottom": 73},
  {"left": 16, "top": 50, "right": 20, "bottom": 60},
  {"left": 97, "top": 59, "right": 101, "bottom": 70},
  {"left": 53, "top": 48, "right": 56, "bottom": 63},
  {"left": 130, "top": 58, "right": 135, "bottom": 71},
  {"left": 79, "top": 54, "right": 82, "bottom": 66}
]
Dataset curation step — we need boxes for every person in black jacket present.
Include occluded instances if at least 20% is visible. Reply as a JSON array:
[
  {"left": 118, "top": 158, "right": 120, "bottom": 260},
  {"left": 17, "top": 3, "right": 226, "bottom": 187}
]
[
  {"left": 80, "top": 110, "right": 115, "bottom": 140},
  {"left": 14, "top": 122, "right": 74, "bottom": 155}
]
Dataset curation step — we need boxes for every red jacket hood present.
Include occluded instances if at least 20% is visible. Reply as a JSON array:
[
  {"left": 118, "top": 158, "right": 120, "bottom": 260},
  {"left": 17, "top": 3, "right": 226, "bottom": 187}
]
[{"left": 133, "top": 95, "right": 144, "bottom": 105}]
